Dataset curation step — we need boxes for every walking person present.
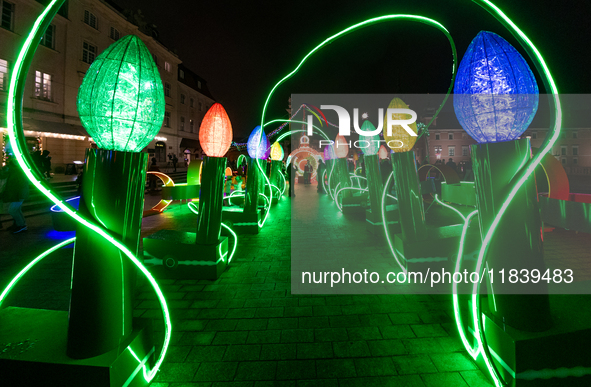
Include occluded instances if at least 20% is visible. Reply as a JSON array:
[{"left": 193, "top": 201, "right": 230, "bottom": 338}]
[
  {"left": 317, "top": 159, "right": 326, "bottom": 193},
  {"left": 1, "top": 156, "right": 29, "bottom": 233},
  {"left": 172, "top": 154, "right": 178, "bottom": 172}
]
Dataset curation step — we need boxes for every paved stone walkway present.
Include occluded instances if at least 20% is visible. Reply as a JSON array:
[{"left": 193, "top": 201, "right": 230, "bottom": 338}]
[{"left": 3, "top": 181, "right": 591, "bottom": 386}]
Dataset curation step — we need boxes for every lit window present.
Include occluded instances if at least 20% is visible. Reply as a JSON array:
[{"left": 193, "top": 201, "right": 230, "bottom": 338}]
[
  {"left": 41, "top": 25, "right": 55, "bottom": 49},
  {"left": 197, "top": 80, "right": 202, "bottom": 89},
  {"left": 190, "top": 98, "right": 194, "bottom": 108},
  {"left": 165, "top": 62, "right": 171, "bottom": 72},
  {"left": 83, "top": 10, "right": 98, "bottom": 30},
  {"left": 179, "top": 69, "right": 184, "bottom": 79},
  {"left": 34, "top": 71, "right": 52, "bottom": 100},
  {"left": 572, "top": 146, "right": 578, "bottom": 156},
  {"left": 434, "top": 146, "right": 442, "bottom": 154},
  {"left": 199, "top": 101, "right": 203, "bottom": 111},
  {"left": 164, "top": 112, "right": 170, "bottom": 127},
  {"left": 180, "top": 116, "right": 185, "bottom": 131},
  {"left": 190, "top": 119, "right": 194, "bottom": 133},
  {"left": 448, "top": 146, "right": 455, "bottom": 157},
  {"left": 82, "top": 42, "right": 97, "bottom": 64},
  {"left": 164, "top": 82, "right": 171, "bottom": 97},
  {"left": 180, "top": 94, "right": 185, "bottom": 104},
  {"left": 0, "top": 58, "right": 8, "bottom": 91},
  {"left": 109, "top": 27, "right": 120, "bottom": 40},
  {"left": 448, "top": 133, "right": 453, "bottom": 140},
  {"left": 462, "top": 146, "right": 469, "bottom": 156},
  {"left": 435, "top": 133, "right": 440, "bottom": 140},
  {"left": 1, "top": 1, "right": 15, "bottom": 31}
]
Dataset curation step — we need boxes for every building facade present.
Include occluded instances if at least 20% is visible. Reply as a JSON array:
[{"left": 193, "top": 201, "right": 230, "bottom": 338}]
[{"left": 0, "top": 0, "right": 214, "bottom": 169}]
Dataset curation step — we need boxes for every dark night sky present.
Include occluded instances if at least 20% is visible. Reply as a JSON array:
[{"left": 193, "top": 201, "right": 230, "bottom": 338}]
[{"left": 115, "top": 0, "right": 591, "bottom": 139}]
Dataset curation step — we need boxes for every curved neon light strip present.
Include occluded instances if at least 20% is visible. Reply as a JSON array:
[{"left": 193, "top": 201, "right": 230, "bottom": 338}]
[
  {"left": 380, "top": 172, "right": 406, "bottom": 273},
  {"left": 433, "top": 194, "right": 466, "bottom": 223},
  {"left": 146, "top": 171, "right": 175, "bottom": 213},
  {"left": 465, "top": 2, "right": 562, "bottom": 386},
  {"left": 6, "top": 0, "right": 171, "bottom": 381},
  {"left": 50, "top": 196, "right": 80, "bottom": 212},
  {"left": 187, "top": 202, "right": 238, "bottom": 264},
  {"left": 452, "top": 210, "right": 480, "bottom": 359}
]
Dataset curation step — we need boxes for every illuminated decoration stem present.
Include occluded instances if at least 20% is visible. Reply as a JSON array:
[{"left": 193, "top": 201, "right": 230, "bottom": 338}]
[
  {"left": 187, "top": 202, "right": 238, "bottom": 264},
  {"left": 6, "top": 0, "right": 170, "bottom": 380},
  {"left": 380, "top": 173, "right": 405, "bottom": 273},
  {"left": 461, "top": 2, "right": 562, "bottom": 386}
]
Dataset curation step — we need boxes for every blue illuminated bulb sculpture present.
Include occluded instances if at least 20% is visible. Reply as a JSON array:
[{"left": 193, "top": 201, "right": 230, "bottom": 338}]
[
  {"left": 247, "top": 125, "right": 269, "bottom": 159},
  {"left": 453, "top": 31, "right": 539, "bottom": 143},
  {"left": 358, "top": 120, "right": 380, "bottom": 156},
  {"left": 323, "top": 144, "right": 336, "bottom": 160}
]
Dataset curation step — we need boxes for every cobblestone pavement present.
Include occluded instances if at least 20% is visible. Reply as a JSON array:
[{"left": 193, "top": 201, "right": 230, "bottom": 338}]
[{"left": 2, "top": 182, "right": 591, "bottom": 386}]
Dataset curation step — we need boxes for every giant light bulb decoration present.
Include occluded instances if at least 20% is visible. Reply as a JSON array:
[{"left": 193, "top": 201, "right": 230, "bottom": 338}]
[
  {"left": 197, "top": 103, "right": 233, "bottom": 245},
  {"left": 69, "top": 35, "right": 164, "bottom": 359},
  {"left": 454, "top": 31, "right": 551, "bottom": 332},
  {"left": 244, "top": 126, "right": 269, "bottom": 215},
  {"left": 77, "top": 35, "right": 164, "bottom": 151},
  {"left": 454, "top": 31, "right": 539, "bottom": 143},
  {"left": 269, "top": 142, "right": 284, "bottom": 203},
  {"left": 385, "top": 97, "right": 425, "bottom": 242}
]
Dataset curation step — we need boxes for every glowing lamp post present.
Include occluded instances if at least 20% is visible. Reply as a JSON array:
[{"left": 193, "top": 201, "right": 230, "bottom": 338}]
[
  {"left": 197, "top": 103, "right": 232, "bottom": 245},
  {"left": 269, "top": 141, "right": 284, "bottom": 203},
  {"left": 69, "top": 35, "right": 164, "bottom": 358},
  {"left": 359, "top": 120, "right": 383, "bottom": 221},
  {"left": 244, "top": 126, "right": 268, "bottom": 215},
  {"left": 385, "top": 97, "right": 425, "bottom": 242},
  {"left": 454, "top": 31, "right": 550, "bottom": 331},
  {"left": 334, "top": 134, "right": 352, "bottom": 199}
]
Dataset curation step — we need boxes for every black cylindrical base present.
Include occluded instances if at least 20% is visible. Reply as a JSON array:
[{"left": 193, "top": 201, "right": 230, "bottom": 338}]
[
  {"left": 472, "top": 138, "right": 552, "bottom": 332},
  {"left": 67, "top": 149, "right": 147, "bottom": 359},
  {"left": 197, "top": 156, "right": 226, "bottom": 244}
]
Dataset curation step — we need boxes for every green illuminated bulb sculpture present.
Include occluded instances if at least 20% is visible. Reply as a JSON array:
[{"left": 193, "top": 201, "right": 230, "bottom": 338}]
[
  {"left": 77, "top": 35, "right": 164, "bottom": 151},
  {"left": 68, "top": 35, "right": 164, "bottom": 359}
]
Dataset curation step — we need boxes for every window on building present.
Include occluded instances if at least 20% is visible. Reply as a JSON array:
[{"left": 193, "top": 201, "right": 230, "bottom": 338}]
[
  {"left": 434, "top": 133, "right": 440, "bottom": 140},
  {"left": 164, "top": 112, "right": 170, "bottom": 127},
  {"left": 164, "top": 82, "right": 171, "bottom": 97},
  {"left": 179, "top": 69, "right": 184, "bottom": 79},
  {"left": 561, "top": 146, "right": 567, "bottom": 156},
  {"left": 434, "top": 146, "right": 442, "bottom": 154},
  {"left": 164, "top": 61, "right": 171, "bottom": 72},
  {"left": 190, "top": 119, "right": 194, "bottom": 133},
  {"left": 109, "top": 26, "right": 120, "bottom": 40},
  {"left": 561, "top": 158, "right": 566, "bottom": 165},
  {"left": 190, "top": 98, "right": 194, "bottom": 108},
  {"left": 1, "top": 1, "right": 15, "bottom": 31},
  {"left": 34, "top": 71, "right": 52, "bottom": 100},
  {"left": 448, "top": 146, "right": 455, "bottom": 157},
  {"left": 199, "top": 101, "right": 203, "bottom": 111},
  {"left": 573, "top": 158, "right": 578, "bottom": 165},
  {"left": 197, "top": 80, "right": 202, "bottom": 89},
  {"left": 448, "top": 133, "right": 454, "bottom": 140},
  {"left": 0, "top": 58, "right": 8, "bottom": 91},
  {"left": 462, "top": 146, "right": 469, "bottom": 156},
  {"left": 41, "top": 25, "right": 55, "bottom": 49},
  {"left": 532, "top": 132, "right": 537, "bottom": 139},
  {"left": 180, "top": 94, "right": 185, "bottom": 104},
  {"left": 83, "top": 10, "right": 98, "bottom": 30},
  {"left": 573, "top": 132, "right": 578, "bottom": 139},
  {"left": 152, "top": 54, "right": 158, "bottom": 66},
  {"left": 462, "top": 133, "right": 467, "bottom": 139},
  {"left": 82, "top": 42, "right": 97, "bottom": 64},
  {"left": 180, "top": 116, "right": 185, "bottom": 131},
  {"left": 572, "top": 146, "right": 579, "bottom": 156}
]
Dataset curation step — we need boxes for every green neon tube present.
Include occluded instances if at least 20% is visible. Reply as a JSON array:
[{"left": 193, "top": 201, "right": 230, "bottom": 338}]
[
  {"left": 335, "top": 186, "right": 368, "bottom": 212},
  {"left": 187, "top": 202, "right": 238, "bottom": 264},
  {"left": 433, "top": 194, "right": 466, "bottom": 223},
  {"left": 6, "top": 0, "right": 171, "bottom": 380}
]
